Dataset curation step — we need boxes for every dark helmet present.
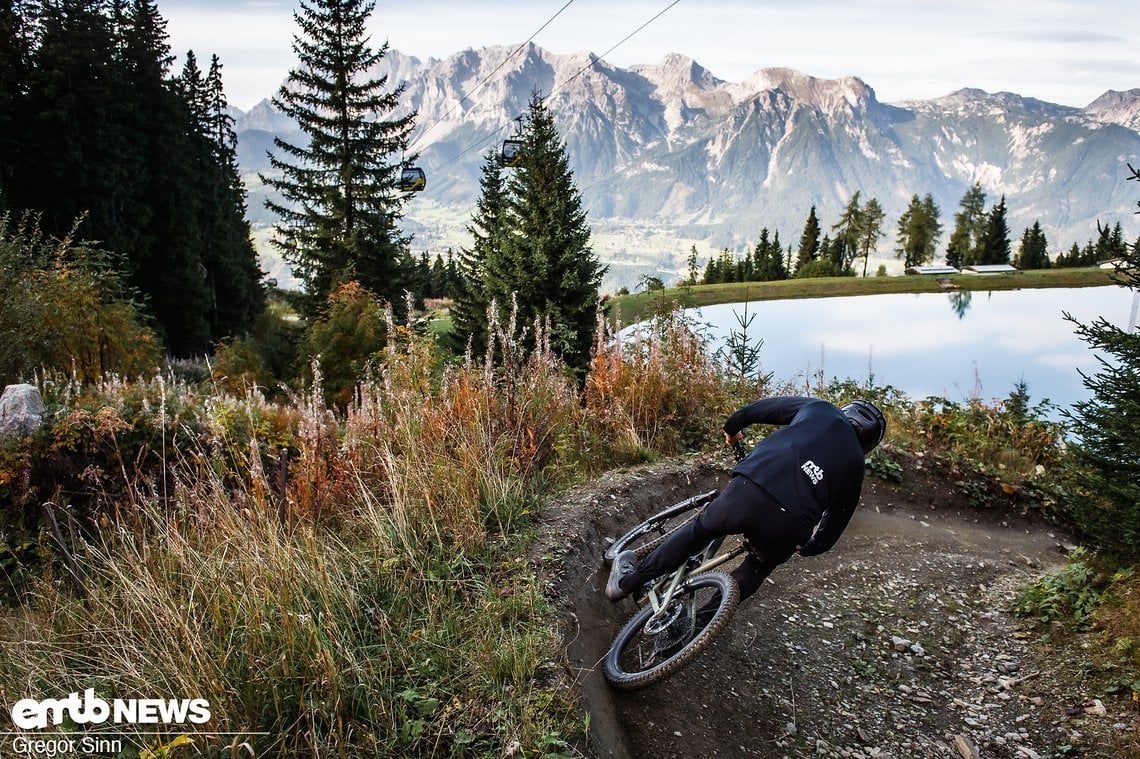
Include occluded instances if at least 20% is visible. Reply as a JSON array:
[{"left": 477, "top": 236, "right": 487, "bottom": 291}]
[{"left": 841, "top": 400, "right": 886, "bottom": 454}]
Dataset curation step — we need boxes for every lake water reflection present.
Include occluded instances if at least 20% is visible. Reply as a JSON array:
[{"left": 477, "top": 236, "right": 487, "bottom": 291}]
[{"left": 689, "top": 286, "right": 1137, "bottom": 415}]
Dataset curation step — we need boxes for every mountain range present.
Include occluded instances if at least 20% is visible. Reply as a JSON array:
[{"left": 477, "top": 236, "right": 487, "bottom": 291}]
[{"left": 233, "top": 43, "right": 1140, "bottom": 289}]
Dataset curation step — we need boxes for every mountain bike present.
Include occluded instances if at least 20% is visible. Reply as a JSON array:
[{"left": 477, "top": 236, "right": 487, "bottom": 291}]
[{"left": 601, "top": 444, "right": 753, "bottom": 690}]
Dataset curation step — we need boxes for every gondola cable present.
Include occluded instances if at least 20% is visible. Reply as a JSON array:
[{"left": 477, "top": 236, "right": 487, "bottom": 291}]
[
  {"left": 404, "top": 0, "right": 577, "bottom": 156},
  {"left": 420, "top": 0, "right": 683, "bottom": 178}
]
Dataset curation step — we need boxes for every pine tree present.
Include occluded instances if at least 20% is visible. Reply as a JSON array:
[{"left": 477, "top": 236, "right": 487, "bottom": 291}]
[
  {"left": 830, "top": 192, "right": 862, "bottom": 275},
  {"left": 685, "top": 245, "right": 700, "bottom": 286},
  {"left": 451, "top": 151, "right": 506, "bottom": 357},
  {"left": 1015, "top": 221, "right": 1049, "bottom": 270},
  {"left": 946, "top": 183, "right": 987, "bottom": 268},
  {"left": 263, "top": 0, "right": 416, "bottom": 312},
  {"left": 795, "top": 206, "right": 821, "bottom": 273},
  {"left": 120, "top": 0, "right": 213, "bottom": 354},
  {"left": 0, "top": 0, "right": 29, "bottom": 212},
  {"left": 979, "top": 195, "right": 1011, "bottom": 265},
  {"left": 489, "top": 92, "right": 604, "bottom": 372},
  {"left": 895, "top": 193, "right": 943, "bottom": 268},
  {"left": 1060, "top": 165, "right": 1140, "bottom": 560},
  {"left": 856, "top": 197, "right": 885, "bottom": 277}
]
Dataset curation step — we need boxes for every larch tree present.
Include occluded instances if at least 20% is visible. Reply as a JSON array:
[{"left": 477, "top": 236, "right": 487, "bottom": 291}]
[
  {"left": 895, "top": 193, "right": 943, "bottom": 269},
  {"left": 856, "top": 196, "right": 885, "bottom": 277},
  {"left": 946, "top": 182, "right": 987, "bottom": 268},
  {"left": 263, "top": 0, "right": 416, "bottom": 313}
]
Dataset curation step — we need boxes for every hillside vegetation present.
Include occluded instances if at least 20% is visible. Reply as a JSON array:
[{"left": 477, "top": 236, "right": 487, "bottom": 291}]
[{"left": 1, "top": 297, "right": 1136, "bottom": 757}]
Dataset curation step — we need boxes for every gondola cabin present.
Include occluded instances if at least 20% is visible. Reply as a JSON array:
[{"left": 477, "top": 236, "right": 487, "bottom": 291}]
[
  {"left": 399, "top": 166, "right": 426, "bottom": 193},
  {"left": 499, "top": 139, "right": 523, "bottom": 168}
]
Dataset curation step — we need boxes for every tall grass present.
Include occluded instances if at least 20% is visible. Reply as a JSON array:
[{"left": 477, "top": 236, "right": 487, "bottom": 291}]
[
  {"left": 0, "top": 304, "right": 735, "bottom": 757},
  {"left": 0, "top": 300, "right": 1081, "bottom": 757}
]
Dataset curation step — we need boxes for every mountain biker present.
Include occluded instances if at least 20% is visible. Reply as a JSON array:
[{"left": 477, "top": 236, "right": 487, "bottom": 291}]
[{"left": 606, "top": 396, "right": 886, "bottom": 604}]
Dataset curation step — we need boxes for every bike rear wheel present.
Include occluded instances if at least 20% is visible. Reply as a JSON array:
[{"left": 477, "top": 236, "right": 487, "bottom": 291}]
[
  {"left": 604, "top": 571, "right": 739, "bottom": 689},
  {"left": 604, "top": 490, "right": 718, "bottom": 563}
]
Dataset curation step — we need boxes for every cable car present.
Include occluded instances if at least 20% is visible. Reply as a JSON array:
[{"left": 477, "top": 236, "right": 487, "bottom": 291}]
[
  {"left": 499, "top": 139, "right": 523, "bottom": 168},
  {"left": 399, "top": 166, "right": 426, "bottom": 193}
]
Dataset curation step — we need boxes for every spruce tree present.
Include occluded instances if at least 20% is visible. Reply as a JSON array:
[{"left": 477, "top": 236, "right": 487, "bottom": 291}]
[
  {"left": 795, "top": 206, "right": 821, "bottom": 273},
  {"left": 451, "top": 151, "right": 506, "bottom": 357},
  {"left": 0, "top": 0, "right": 29, "bottom": 212},
  {"left": 186, "top": 53, "right": 266, "bottom": 339},
  {"left": 489, "top": 92, "right": 604, "bottom": 372},
  {"left": 17, "top": 0, "right": 138, "bottom": 247},
  {"left": 2, "top": 1, "right": 260, "bottom": 355},
  {"left": 1093, "top": 220, "right": 1128, "bottom": 262},
  {"left": 1061, "top": 167, "right": 1140, "bottom": 560},
  {"left": 1015, "top": 221, "right": 1049, "bottom": 270},
  {"left": 263, "top": 0, "right": 416, "bottom": 312},
  {"left": 120, "top": 0, "right": 213, "bottom": 354},
  {"left": 979, "top": 195, "right": 1011, "bottom": 265}
]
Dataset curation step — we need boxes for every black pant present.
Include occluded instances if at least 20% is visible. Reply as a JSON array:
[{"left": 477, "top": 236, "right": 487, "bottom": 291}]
[{"left": 619, "top": 475, "right": 816, "bottom": 601}]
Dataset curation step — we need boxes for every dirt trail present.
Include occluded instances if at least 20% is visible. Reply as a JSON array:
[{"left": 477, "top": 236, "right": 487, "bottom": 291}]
[{"left": 536, "top": 453, "right": 1139, "bottom": 758}]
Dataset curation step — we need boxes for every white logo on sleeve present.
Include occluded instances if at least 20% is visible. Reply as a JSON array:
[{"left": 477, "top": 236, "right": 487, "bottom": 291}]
[{"left": 801, "top": 460, "right": 824, "bottom": 485}]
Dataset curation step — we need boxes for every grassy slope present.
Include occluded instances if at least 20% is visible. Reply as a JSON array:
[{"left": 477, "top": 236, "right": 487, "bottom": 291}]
[{"left": 606, "top": 268, "right": 1118, "bottom": 326}]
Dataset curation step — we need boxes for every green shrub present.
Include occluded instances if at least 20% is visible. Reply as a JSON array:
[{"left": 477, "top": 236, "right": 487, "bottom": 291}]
[
  {"left": 1012, "top": 549, "right": 1105, "bottom": 628},
  {"left": 0, "top": 214, "right": 161, "bottom": 384},
  {"left": 794, "top": 259, "right": 841, "bottom": 279},
  {"left": 300, "top": 281, "right": 387, "bottom": 406}
]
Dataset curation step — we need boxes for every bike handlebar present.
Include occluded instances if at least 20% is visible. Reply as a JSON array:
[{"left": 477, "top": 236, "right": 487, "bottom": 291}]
[{"left": 731, "top": 440, "right": 747, "bottom": 462}]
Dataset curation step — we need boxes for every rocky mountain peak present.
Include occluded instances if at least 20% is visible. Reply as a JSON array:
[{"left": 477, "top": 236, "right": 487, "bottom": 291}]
[
  {"left": 1084, "top": 88, "right": 1140, "bottom": 131},
  {"left": 737, "top": 67, "right": 877, "bottom": 114},
  {"left": 238, "top": 41, "right": 1140, "bottom": 273}
]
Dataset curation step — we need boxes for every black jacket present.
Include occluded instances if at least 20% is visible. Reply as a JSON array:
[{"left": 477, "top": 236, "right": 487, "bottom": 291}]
[{"left": 723, "top": 397, "right": 865, "bottom": 555}]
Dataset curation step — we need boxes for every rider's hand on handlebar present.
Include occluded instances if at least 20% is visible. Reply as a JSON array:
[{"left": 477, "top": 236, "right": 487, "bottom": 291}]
[{"left": 724, "top": 430, "right": 744, "bottom": 446}]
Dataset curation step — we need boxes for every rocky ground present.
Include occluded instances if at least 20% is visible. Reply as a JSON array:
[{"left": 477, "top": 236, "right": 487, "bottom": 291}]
[{"left": 533, "top": 450, "right": 1140, "bottom": 758}]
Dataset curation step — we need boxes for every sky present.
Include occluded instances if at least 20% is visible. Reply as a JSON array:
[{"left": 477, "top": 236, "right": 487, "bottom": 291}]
[{"left": 162, "top": 0, "right": 1140, "bottom": 112}]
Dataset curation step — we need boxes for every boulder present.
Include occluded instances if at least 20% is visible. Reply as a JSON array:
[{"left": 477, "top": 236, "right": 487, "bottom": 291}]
[{"left": 0, "top": 383, "right": 46, "bottom": 437}]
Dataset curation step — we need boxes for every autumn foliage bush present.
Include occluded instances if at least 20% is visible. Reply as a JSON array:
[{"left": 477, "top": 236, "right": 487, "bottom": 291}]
[
  {"left": 1, "top": 292, "right": 746, "bottom": 755},
  {"left": 0, "top": 214, "right": 161, "bottom": 386}
]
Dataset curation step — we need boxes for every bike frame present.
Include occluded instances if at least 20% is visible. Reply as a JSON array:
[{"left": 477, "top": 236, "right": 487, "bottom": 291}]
[
  {"left": 639, "top": 538, "right": 750, "bottom": 619},
  {"left": 636, "top": 440, "right": 752, "bottom": 620}
]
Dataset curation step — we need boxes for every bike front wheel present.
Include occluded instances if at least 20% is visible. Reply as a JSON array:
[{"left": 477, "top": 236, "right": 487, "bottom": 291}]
[
  {"left": 604, "top": 571, "right": 739, "bottom": 690},
  {"left": 604, "top": 490, "right": 718, "bottom": 564}
]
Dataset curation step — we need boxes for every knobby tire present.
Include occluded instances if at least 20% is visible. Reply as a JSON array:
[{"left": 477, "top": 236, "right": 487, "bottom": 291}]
[
  {"left": 604, "top": 491, "right": 717, "bottom": 563},
  {"left": 604, "top": 571, "right": 740, "bottom": 689}
]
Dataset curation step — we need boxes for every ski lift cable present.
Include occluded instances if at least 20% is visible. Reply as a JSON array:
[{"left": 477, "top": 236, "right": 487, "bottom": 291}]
[
  {"left": 546, "top": 0, "right": 681, "bottom": 99},
  {"left": 420, "top": 0, "right": 682, "bottom": 177},
  {"left": 405, "top": 0, "right": 577, "bottom": 155}
]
